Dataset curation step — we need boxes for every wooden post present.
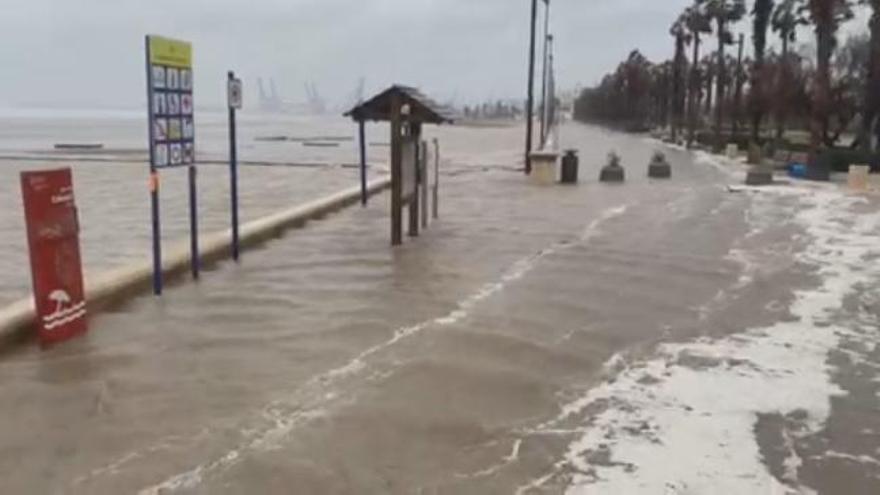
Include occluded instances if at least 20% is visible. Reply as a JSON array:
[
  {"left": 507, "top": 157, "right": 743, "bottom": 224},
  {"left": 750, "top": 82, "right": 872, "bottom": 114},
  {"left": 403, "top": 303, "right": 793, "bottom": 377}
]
[
  {"left": 358, "top": 119, "right": 368, "bottom": 206},
  {"left": 408, "top": 123, "right": 421, "bottom": 237},
  {"left": 390, "top": 95, "right": 403, "bottom": 245},
  {"left": 420, "top": 140, "right": 428, "bottom": 229},
  {"left": 432, "top": 138, "right": 439, "bottom": 219}
]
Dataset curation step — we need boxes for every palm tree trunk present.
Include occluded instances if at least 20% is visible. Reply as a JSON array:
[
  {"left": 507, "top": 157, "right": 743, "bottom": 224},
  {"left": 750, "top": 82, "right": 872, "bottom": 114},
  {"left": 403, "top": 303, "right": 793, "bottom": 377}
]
[
  {"left": 705, "top": 67, "right": 713, "bottom": 116},
  {"left": 860, "top": 3, "right": 880, "bottom": 151},
  {"left": 672, "top": 36, "right": 686, "bottom": 142},
  {"left": 688, "top": 37, "right": 701, "bottom": 147},
  {"left": 811, "top": 22, "right": 833, "bottom": 163},
  {"left": 775, "top": 35, "right": 789, "bottom": 142},
  {"left": 714, "top": 18, "right": 726, "bottom": 152},
  {"left": 732, "top": 34, "right": 744, "bottom": 140}
]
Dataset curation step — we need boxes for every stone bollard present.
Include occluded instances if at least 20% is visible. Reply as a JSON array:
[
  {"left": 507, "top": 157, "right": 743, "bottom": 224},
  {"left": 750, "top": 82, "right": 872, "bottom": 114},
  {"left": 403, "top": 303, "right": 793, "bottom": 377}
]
[
  {"left": 600, "top": 152, "right": 625, "bottom": 183},
  {"left": 647, "top": 151, "right": 671, "bottom": 179},
  {"left": 529, "top": 151, "right": 558, "bottom": 186},
  {"left": 744, "top": 145, "right": 773, "bottom": 185},
  {"left": 848, "top": 164, "right": 870, "bottom": 191},
  {"left": 726, "top": 143, "right": 739, "bottom": 160}
]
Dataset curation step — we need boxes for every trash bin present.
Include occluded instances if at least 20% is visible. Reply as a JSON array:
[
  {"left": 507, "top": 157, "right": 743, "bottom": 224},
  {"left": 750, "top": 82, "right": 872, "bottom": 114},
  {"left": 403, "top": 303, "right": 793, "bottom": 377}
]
[
  {"left": 560, "top": 149, "right": 579, "bottom": 184},
  {"left": 805, "top": 158, "right": 831, "bottom": 181}
]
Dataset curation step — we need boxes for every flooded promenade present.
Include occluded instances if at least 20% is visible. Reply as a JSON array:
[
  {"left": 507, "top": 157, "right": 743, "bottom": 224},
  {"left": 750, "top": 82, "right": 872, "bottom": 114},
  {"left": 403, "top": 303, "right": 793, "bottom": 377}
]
[{"left": 0, "top": 115, "right": 879, "bottom": 493}]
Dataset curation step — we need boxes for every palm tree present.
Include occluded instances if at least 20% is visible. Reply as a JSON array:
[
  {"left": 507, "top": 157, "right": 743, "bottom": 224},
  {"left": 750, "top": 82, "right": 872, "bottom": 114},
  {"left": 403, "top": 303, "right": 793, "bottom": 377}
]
[
  {"left": 683, "top": 4, "right": 712, "bottom": 147},
  {"left": 703, "top": 54, "right": 716, "bottom": 116},
  {"left": 858, "top": 0, "right": 880, "bottom": 151},
  {"left": 670, "top": 15, "right": 691, "bottom": 142},
  {"left": 732, "top": 33, "right": 747, "bottom": 138},
  {"left": 750, "top": 0, "right": 775, "bottom": 143},
  {"left": 771, "top": 0, "right": 806, "bottom": 140},
  {"left": 699, "top": 0, "right": 747, "bottom": 152},
  {"left": 802, "top": 0, "right": 854, "bottom": 160}
]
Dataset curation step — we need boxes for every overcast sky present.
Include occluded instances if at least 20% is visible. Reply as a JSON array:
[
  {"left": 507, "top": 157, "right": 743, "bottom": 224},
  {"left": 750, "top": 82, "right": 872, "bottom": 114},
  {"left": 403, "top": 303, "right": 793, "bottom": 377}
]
[{"left": 0, "top": 0, "right": 870, "bottom": 110}]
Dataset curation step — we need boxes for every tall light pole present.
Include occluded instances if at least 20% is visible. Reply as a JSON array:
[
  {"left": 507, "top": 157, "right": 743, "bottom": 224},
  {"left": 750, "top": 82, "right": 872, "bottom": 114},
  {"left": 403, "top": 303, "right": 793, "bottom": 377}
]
[
  {"left": 542, "top": 34, "right": 554, "bottom": 146},
  {"left": 539, "top": 0, "right": 551, "bottom": 147},
  {"left": 524, "top": 0, "right": 539, "bottom": 174}
]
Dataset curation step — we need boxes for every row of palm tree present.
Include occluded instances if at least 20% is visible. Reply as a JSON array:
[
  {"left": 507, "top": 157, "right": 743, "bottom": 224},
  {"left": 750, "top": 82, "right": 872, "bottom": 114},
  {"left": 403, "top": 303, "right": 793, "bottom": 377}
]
[{"left": 574, "top": 0, "right": 880, "bottom": 161}]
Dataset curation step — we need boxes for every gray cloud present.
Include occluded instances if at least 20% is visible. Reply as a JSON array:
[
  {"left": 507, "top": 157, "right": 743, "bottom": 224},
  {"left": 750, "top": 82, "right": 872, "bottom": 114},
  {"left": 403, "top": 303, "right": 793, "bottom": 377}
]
[{"left": 0, "top": 0, "right": 870, "bottom": 110}]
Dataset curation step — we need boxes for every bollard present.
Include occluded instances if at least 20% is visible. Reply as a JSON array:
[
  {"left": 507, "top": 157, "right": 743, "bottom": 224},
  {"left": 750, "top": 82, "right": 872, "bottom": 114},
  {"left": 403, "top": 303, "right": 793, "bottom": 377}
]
[
  {"left": 599, "top": 152, "right": 625, "bottom": 183},
  {"left": 647, "top": 151, "right": 671, "bottom": 179},
  {"left": 848, "top": 164, "right": 870, "bottom": 191},
  {"left": 745, "top": 167, "right": 773, "bottom": 185},
  {"left": 744, "top": 146, "right": 773, "bottom": 185},
  {"left": 560, "top": 149, "right": 579, "bottom": 184},
  {"left": 725, "top": 143, "right": 739, "bottom": 160},
  {"left": 529, "top": 151, "right": 558, "bottom": 185}
]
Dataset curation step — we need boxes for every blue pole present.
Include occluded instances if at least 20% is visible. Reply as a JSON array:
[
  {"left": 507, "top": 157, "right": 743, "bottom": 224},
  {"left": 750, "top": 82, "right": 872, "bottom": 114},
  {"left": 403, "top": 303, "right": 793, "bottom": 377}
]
[
  {"left": 145, "top": 35, "right": 163, "bottom": 295},
  {"left": 189, "top": 165, "right": 200, "bottom": 279},
  {"left": 150, "top": 173, "right": 162, "bottom": 294},
  {"left": 359, "top": 119, "right": 367, "bottom": 206},
  {"left": 228, "top": 70, "right": 240, "bottom": 261}
]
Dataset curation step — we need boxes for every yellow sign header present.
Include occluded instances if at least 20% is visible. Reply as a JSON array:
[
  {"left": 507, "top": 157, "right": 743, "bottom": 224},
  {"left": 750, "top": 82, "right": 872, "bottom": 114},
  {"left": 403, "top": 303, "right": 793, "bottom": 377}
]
[{"left": 148, "top": 36, "right": 192, "bottom": 68}]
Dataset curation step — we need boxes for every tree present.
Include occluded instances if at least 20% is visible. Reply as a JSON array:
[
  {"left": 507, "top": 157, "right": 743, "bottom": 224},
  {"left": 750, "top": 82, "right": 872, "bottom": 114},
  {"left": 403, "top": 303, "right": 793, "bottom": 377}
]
[
  {"left": 670, "top": 15, "right": 692, "bottom": 142},
  {"left": 732, "top": 33, "right": 747, "bottom": 138},
  {"left": 750, "top": 0, "right": 775, "bottom": 142},
  {"left": 858, "top": 0, "right": 880, "bottom": 150},
  {"left": 703, "top": 54, "right": 716, "bottom": 116},
  {"left": 699, "top": 0, "right": 747, "bottom": 151},
  {"left": 834, "top": 34, "right": 869, "bottom": 145},
  {"left": 771, "top": 0, "right": 808, "bottom": 140},
  {"left": 573, "top": 50, "right": 659, "bottom": 130},
  {"left": 683, "top": 4, "right": 713, "bottom": 147},
  {"left": 802, "top": 0, "right": 855, "bottom": 160},
  {"left": 651, "top": 62, "right": 674, "bottom": 127}
]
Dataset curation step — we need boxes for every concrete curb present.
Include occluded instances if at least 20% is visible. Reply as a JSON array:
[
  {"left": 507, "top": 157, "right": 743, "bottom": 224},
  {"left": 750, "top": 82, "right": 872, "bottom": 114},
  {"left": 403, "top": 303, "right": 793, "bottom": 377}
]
[{"left": 0, "top": 177, "right": 390, "bottom": 346}]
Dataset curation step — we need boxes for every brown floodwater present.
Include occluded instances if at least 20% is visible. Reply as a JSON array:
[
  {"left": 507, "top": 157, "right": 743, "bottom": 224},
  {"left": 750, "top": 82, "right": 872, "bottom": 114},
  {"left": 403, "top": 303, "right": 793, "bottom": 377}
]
[{"left": 0, "top": 116, "right": 878, "bottom": 494}]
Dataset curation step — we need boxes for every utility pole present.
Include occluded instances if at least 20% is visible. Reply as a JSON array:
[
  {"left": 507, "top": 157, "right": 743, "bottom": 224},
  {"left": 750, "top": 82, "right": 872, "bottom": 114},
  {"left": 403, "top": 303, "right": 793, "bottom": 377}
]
[
  {"left": 524, "top": 0, "right": 539, "bottom": 174},
  {"left": 539, "top": 0, "right": 551, "bottom": 146}
]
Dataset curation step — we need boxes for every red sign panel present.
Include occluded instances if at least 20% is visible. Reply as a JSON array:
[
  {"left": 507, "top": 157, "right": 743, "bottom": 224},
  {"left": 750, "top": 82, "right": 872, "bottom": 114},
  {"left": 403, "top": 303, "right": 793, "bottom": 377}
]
[{"left": 20, "top": 168, "right": 88, "bottom": 346}]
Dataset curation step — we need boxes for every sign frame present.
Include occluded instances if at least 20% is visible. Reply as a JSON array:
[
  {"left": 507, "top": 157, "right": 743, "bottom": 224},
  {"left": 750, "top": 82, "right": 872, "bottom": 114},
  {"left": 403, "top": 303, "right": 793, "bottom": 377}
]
[
  {"left": 146, "top": 35, "right": 195, "bottom": 170},
  {"left": 228, "top": 77, "right": 243, "bottom": 110}
]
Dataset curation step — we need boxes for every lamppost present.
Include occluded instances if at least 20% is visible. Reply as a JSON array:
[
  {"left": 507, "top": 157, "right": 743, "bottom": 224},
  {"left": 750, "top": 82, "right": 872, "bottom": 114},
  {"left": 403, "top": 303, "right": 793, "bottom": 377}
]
[
  {"left": 539, "top": 1, "right": 552, "bottom": 146},
  {"left": 524, "top": 0, "right": 539, "bottom": 174},
  {"left": 542, "top": 34, "right": 554, "bottom": 147}
]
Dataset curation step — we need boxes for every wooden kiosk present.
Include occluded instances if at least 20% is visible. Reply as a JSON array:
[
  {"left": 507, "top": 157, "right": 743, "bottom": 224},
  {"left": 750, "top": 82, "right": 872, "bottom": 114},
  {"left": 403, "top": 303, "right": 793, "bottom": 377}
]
[{"left": 345, "top": 86, "right": 452, "bottom": 245}]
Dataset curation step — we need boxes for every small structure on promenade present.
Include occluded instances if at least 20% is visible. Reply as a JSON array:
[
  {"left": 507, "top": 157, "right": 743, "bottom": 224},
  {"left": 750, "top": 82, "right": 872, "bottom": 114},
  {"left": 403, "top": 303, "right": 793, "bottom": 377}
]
[
  {"left": 648, "top": 151, "right": 671, "bottom": 178},
  {"left": 530, "top": 150, "right": 558, "bottom": 185},
  {"left": 600, "top": 151, "right": 625, "bottom": 182},
  {"left": 345, "top": 85, "right": 452, "bottom": 245}
]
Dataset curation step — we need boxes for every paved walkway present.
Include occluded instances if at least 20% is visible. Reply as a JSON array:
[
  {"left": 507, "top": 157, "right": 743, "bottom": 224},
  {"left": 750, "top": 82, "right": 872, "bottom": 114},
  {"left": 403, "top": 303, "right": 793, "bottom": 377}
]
[{"left": 0, "top": 124, "right": 878, "bottom": 494}]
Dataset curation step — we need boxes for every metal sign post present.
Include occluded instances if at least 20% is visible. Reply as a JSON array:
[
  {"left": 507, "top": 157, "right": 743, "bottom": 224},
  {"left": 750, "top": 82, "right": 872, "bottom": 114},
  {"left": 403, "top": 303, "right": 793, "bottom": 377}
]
[
  {"left": 189, "top": 165, "right": 199, "bottom": 279},
  {"left": 145, "top": 35, "right": 196, "bottom": 294},
  {"left": 227, "top": 71, "right": 242, "bottom": 261},
  {"left": 432, "top": 138, "right": 440, "bottom": 219}
]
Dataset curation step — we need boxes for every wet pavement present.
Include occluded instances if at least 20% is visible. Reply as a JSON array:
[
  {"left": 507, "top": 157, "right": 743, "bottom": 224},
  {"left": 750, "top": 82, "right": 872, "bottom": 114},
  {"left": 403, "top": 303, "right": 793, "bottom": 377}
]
[{"left": 0, "top": 121, "right": 878, "bottom": 493}]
